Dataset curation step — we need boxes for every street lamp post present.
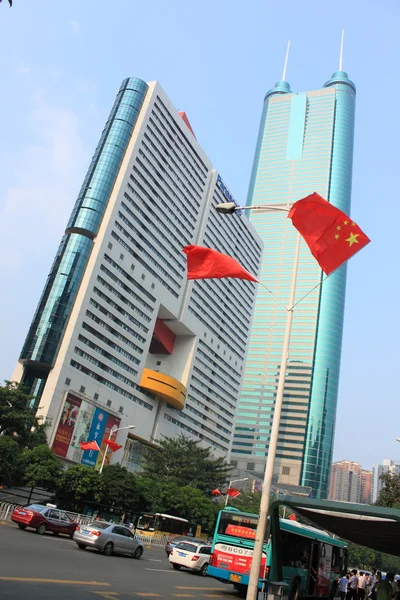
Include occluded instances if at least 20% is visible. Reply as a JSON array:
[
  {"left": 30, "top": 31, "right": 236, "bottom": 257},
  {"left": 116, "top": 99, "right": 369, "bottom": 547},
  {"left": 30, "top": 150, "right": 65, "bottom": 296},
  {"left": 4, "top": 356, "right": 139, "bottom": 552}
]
[
  {"left": 216, "top": 201, "right": 298, "bottom": 600},
  {"left": 225, "top": 477, "right": 249, "bottom": 506},
  {"left": 99, "top": 425, "right": 135, "bottom": 474}
]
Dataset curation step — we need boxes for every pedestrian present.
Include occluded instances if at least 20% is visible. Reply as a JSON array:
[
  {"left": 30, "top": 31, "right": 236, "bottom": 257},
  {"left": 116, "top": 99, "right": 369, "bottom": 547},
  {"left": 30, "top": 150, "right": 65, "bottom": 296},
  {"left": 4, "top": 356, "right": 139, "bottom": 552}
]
[
  {"left": 359, "top": 572, "right": 367, "bottom": 600},
  {"left": 340, "top": 572, "right": 349, "bottom": 600},
  {"left": 365, "top": 573, "right": 371, "bottom": 597},
  {"left": 349, "top": 570, "right": 359, "bottom": 600},
  {"left": 376, "top": 573, "right": 393, "bottom": 600}
]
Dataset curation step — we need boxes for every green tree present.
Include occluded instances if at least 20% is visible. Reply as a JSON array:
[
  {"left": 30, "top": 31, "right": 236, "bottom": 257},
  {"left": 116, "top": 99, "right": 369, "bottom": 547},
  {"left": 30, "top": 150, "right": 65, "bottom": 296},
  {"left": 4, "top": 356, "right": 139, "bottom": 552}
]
[
  {"left": 227, "top": 490, "right": 262, "bottom": 514},
  {"left": 21, "top": 445, "right": 63, "bottom": 490},
  {"left": 141, "top": 435, "right": 231, "bottom": 493},
  {"left": 0, "top": 381, "right": 47, "bottom": 449},
  {"left": 376, "top": 472, "right": 400, "bottom": 508},
  {"left": 55, "top": 464, "right": 104, "bottom": 512},
  {"left": 155, "top": 481, "right": 218, "bottom": 532},
  {"left": 0, "top": 436, "right": 22, "bottom": 486},
  {"left": 348, "top": 542, "right": 377, "bottom": 569},
  {"left": 101, "top": 464, "right": 137, "bottom": 511}
]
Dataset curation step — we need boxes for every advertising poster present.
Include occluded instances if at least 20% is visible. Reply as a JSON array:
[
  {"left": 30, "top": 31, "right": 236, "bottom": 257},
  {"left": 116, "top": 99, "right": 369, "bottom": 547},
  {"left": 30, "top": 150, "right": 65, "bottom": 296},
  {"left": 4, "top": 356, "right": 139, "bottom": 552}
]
[
  {"left": 81, "top": 407, "right": 108, "bottom": 467},
  {"left": 316, "top": 544, "right": 332, "bottom": 596},
  {"left": 52, "top": 394, "right": 82, "bottom": 457},
  {"left": 213, "top": 543, "right": 266, "bottom": 578},
  {"left": 95, "top": 413, "right": 121, "bottom": 470},
  {"left": 66, "top": 400, "right": 96, "bottom": 463}
]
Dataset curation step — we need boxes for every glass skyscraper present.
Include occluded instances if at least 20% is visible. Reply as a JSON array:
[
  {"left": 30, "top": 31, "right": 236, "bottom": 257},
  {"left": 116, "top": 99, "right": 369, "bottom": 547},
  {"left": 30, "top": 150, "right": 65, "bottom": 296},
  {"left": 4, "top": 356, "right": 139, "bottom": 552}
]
[{"left": 231, "top": 70, "right": 356, "bottom": 498}]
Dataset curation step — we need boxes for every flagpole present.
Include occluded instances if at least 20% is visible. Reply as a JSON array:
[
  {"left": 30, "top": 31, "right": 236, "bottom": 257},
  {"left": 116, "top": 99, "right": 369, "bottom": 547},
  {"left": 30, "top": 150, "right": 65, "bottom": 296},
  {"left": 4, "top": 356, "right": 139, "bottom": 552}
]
[
  {"left": 99, "top": 424, "right": 135, "bottom": 474},
  {"left": 246, "top": 231, "right": 301, "bottom": 600}
]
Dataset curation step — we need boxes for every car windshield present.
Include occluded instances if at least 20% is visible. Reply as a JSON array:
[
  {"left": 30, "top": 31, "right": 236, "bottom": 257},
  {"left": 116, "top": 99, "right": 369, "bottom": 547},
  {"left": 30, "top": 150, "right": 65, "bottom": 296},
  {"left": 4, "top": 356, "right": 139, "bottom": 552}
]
[
  {"left": 87, "top": 522, "right": 109, "bottom": 530},
  {"left": 25, "top": 505, "right": 46, "bottom": 512}
]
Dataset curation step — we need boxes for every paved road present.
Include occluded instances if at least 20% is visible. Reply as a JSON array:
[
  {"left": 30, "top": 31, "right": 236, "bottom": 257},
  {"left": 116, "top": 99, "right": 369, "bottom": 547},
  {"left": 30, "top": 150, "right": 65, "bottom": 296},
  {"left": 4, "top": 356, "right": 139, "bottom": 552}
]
[{"left": 0, "top": 522, "right": 240, "bottom": 599}]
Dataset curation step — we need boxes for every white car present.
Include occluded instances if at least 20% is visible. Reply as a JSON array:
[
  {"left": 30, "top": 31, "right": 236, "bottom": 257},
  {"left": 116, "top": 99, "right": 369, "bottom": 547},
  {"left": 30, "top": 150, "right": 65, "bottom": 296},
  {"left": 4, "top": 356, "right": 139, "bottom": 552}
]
[{"left": 169, "top": 541, "right": 211, "bottom": 576}]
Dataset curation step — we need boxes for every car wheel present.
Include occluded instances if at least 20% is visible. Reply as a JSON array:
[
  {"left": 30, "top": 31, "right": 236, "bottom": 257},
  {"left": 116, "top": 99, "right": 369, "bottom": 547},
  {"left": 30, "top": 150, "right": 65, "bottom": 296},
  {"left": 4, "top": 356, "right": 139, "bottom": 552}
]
[
  {"left": 17, "top": 524, "right": 27, "bottom": 530},
  {"left": 69, "top": 532, "right": 75, "bottom": 539},
  {"left": 133, "top": 546, "right": 143, "bottom": 559},
  {"left": 102, "top": 542, "right": 114, "bottom": 556},
  {"left": 172, "top": 564, "right": 181, "bottom": 570},
  {"left": 36, "top": 523, "right": 47, "bottom": 535},
  {"left": 78, "top": 544, "right": 86, "bottom": 550},
  {"left": 199, "top": 563, "right": 208, "bottom": 577}
]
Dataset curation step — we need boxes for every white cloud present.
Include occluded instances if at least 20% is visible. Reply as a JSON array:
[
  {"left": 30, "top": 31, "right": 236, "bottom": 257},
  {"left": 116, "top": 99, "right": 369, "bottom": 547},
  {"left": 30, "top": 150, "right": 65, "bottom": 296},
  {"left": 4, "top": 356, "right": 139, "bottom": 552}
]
[
  {"left": 0, "top": 86, "right": 89, "bottom": 272},
  {"left": 69, "top": 20, "right": 81, "bottom": 36}
]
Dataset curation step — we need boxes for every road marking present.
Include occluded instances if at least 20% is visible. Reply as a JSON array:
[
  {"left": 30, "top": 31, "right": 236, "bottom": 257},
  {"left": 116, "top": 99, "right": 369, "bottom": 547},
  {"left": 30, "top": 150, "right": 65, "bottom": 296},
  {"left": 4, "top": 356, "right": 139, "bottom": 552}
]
[
  {"left": 145, "top": 568, "right": 176, "bottom": 573},
  {"left": 146, "top": 559, "right": 162, "bottom": 562},
  {"left": 0, "top": 577, "right": 110, "bottom": 586},
  {"left": 204, "top": 596, "right": 225, "bottom": 598},
  {"left": 171, "top": 595, "right": 194, "bottom": 598},
  {"left": 175, "top": 587, "right": 225, "bottom": 591},
  {"left": 92, "top": 593, "right": 119, "bottom": 599},
  {"left": 135, "top": 594, "right": 161, "bottom": 597}
]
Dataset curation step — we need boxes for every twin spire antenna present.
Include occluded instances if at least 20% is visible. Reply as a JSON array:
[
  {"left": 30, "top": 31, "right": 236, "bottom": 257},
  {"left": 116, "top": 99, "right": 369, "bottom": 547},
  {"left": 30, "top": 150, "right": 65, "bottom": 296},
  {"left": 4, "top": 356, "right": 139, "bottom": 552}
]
[
  {"left": 282, "top": 40, "right": 290, "bottom": 81},
  {"left": 339, "top": 29, "right": 344, "bottom": 71},
  {"left": 281, "top": 30, "right": 344, "bottom": 82}
]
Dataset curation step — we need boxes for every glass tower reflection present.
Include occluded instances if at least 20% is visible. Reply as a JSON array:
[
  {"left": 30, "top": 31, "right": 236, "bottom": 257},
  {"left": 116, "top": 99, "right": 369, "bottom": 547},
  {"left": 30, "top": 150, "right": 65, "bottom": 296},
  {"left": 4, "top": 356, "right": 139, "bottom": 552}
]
[{"left": 231, "top": 71, "right": 356, "bottom": 498}]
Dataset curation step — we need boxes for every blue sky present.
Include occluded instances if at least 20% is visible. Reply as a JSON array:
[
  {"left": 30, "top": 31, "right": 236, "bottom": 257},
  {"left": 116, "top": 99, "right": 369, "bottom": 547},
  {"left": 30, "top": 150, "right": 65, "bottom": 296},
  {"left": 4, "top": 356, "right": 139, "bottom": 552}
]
[{"left": 0, "top": 0, "right": 398, "bottom": 470}]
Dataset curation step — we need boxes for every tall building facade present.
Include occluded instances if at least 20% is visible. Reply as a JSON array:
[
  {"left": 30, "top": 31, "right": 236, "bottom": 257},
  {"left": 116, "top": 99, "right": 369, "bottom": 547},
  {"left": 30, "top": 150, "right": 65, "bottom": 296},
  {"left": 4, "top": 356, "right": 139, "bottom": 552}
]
[
  {"left": 329, "top": 460, "right": 372, "bottom": 504},
  {"left": 230, "top": 70, "right": 356, "bottom": 498},
  {"left": 12, "top": 78, "right": 262, "bottom": 470},
  {"left": 372, "top": 459, "right": 400, "bottom": 503}
]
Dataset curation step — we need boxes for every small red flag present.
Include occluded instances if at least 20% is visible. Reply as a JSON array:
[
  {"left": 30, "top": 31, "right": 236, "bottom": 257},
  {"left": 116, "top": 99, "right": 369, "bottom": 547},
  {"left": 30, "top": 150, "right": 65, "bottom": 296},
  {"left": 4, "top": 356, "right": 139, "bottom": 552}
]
[
  {"left": 104, "top": 439, "right": 123, "bottom": 453},
  {"left": 211, "top": 489, "right": 222, "bottom": 496},
  {"left": 79, "top": 440, "right": 100, "bottom": 451},
  {"left": 288, "top": 513, "right": 297, "bottom": 521},
  {"left": 183, "top": 245, "right": 258, "bottom": 282},
  {"left": 288, "top": 193, "right": 370, "bottom": 275},
  {"left": 226, "top": 488, "right": 241, "bottom": 498}
]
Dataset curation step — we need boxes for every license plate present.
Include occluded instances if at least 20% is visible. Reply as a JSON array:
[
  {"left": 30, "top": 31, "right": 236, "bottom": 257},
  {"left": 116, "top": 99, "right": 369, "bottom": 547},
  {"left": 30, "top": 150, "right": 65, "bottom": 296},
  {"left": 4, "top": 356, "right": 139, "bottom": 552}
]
[
  {"left": 19, "top": 512, "right": 26, "bottom": 516},
  {"left": 81, "top": 530, "right": 90, "bottom": 535},
  {"left": 229, "top": 574, "right": 242, "bottom": 583},
  {"left": 178, "top": 552, "right": 186, "bottom": 557}
]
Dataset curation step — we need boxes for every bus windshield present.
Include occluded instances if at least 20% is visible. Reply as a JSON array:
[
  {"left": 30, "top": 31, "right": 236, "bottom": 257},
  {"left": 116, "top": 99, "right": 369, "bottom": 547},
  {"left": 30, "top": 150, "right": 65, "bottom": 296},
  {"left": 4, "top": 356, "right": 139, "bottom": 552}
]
[
  {"left": 217, "top": 512, "right": 259, "bottom": 539},
  {"left": 136, "top": 514, "right": 155, "bottom": 531}
]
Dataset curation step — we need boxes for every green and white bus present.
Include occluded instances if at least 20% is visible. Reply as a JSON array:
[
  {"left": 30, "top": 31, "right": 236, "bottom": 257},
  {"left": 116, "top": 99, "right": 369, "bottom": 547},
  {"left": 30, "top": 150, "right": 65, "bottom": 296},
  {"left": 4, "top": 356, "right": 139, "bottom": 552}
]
[{"left": 207, "top": 508, "right": 347, "bottom": 598}]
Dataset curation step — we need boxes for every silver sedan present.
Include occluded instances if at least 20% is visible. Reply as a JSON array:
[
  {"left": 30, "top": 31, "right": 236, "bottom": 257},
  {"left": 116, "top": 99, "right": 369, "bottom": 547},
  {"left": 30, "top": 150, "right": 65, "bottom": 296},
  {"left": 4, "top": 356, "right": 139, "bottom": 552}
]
[{"left": 73, "top": 521, "right": 144, "bottom": 558}]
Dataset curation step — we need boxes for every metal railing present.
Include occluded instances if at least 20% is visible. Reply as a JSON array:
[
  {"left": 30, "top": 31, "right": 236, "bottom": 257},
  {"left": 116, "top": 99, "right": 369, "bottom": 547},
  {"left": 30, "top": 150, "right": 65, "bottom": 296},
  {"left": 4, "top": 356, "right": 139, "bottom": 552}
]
[{"left": 0, "top": 501, "right": 91, "bottom": 526}]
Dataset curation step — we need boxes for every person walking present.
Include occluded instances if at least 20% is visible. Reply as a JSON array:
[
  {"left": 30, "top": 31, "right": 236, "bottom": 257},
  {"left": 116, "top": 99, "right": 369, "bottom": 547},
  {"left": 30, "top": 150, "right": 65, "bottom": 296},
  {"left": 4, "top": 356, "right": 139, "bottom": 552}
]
[
  {"left": 349, "top": 570, "right": 359, "bottom": 600},
  {"left": 359, "top": 572, "right": 367, "bottom": 600},
  {"left": 340, "top": 572, "right": 349, "bottom": 600},
  {"left": 376, "top": 573, "right": 394, "bottom": 600}
]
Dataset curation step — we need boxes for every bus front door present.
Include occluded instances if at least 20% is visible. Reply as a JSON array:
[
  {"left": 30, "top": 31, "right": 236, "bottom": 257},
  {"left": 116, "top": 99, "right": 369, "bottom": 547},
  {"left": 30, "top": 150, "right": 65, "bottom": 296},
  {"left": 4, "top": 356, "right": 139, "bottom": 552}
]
[{"left": 307, "top": 542, "right": 319, "bottom": 596}]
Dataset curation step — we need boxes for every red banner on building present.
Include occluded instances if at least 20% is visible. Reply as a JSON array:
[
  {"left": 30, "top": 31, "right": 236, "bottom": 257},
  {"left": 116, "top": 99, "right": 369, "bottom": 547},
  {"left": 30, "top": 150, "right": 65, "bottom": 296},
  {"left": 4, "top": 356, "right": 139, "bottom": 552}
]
[
  {"left": 226, "top": 524, "right": 256, "bottom": 540},
  {"left": 52, "top": 394, "right": 82, "bottom": 458}
]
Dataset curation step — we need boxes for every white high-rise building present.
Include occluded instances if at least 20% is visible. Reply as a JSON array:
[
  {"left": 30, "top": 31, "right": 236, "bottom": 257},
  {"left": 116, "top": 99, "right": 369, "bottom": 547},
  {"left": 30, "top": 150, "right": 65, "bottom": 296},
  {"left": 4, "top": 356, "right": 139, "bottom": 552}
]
[
  {"left": 372, "top": 459, "right": 400, "bottom": 503},
  {"left": 11, "top": 78, "right": 262, "bottom": 471}
]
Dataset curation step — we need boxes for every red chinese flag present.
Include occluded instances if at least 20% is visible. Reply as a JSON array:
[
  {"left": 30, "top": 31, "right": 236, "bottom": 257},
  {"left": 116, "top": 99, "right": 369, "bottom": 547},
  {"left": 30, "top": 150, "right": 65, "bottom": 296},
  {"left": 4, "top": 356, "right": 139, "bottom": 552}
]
[
  {"left": 288, "top": 513, "right": 297, "bottom": 521},
  {"left": 79, "top": 440, "right": 100, "bottom": 451},
  {"left": 104, "top": 439, "right": 123, "bottom": 453},
  {"left": 211, "top": 488, "right": 222, "bottom": 496},
  {"left": 226, "top": 488, "right": 241, "bottom": 498},
  {"left": 288, "top": 193, "right": 370, "bottom": 275},
  {"left": 183, "top": 245, "right": 258, "bottom": 282}
]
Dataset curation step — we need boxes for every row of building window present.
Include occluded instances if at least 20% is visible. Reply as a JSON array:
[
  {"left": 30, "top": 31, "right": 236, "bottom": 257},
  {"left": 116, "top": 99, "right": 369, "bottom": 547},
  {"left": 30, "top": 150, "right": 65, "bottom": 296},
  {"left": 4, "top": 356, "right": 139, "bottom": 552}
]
[
  {"left": 85, "top": 310, "right": 144, "bottom": 353},
  {"left": 103, "top": 254, "right": 156, "bottom": 302},
  {"left": 142, "top": 130, "right": 204, "bottom": 201},
  {"left": 97, "top": 274, "right": 151, "bottom": 324},
  {"left": 87, "top": 301, "right": 146, "bottom": 344},
  {"left": 100, "top": 263, "right": 154, "bottom": 312},
  {"left": 118, "top": 204, "right": 184, "bottom": 273},
  {"left": 70, "top": 359, "right": 153, "bottom": 411},
  {"left": 163, "top": 413, "right": 226, "bottom": 452},
  {"left": 82, "top": 321, "right": 142, "bottom": 363},
  {"left": 188, "top": 306, "right": 244, "bottom": 361},
  {"left": 92, "top": 287, "right": 149, "bottom": 333}
]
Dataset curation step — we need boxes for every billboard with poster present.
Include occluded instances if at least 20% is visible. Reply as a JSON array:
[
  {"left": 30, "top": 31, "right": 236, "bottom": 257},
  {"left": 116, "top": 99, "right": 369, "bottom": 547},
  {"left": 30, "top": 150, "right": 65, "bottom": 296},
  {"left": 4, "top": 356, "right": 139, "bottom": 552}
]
[
  {"left": 81, "top": 407, "right": 108, "bottom": 467},
  {"left": 66, "top": 400, "right": 96, "bottom": 463},
  {"left": 52, "top": 394, "right": 82, "bottom": 457},
  {"left": 95, "top": 413, "right": 121, "bottom": 469}
]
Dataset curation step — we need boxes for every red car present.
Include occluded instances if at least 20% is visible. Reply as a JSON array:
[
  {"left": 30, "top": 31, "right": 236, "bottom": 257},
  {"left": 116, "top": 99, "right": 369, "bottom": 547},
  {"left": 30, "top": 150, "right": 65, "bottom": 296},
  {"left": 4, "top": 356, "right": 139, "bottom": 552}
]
[{"left": 11, "top": 504, "right": 78, "bottom": 537}]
